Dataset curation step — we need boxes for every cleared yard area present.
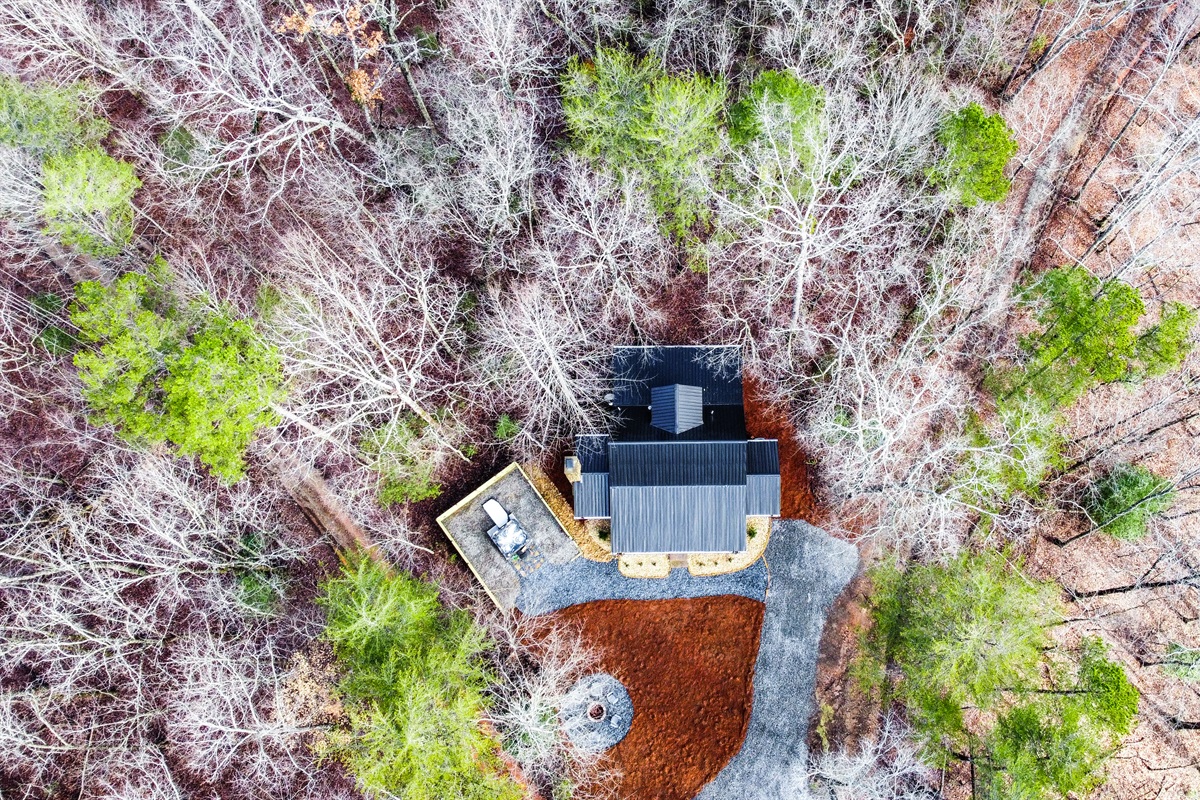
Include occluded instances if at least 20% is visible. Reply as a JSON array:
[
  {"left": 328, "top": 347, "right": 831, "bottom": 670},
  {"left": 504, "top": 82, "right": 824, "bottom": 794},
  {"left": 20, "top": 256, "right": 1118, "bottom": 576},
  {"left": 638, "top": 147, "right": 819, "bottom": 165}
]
[
  {"left": 436, "top": 464, "right": 579, "bottom": 612},
  {"left": 550, "top": 596, "right": 765, "bottom": 800},
  {"left": 526, "top": 522, "right": 856, "bottom": 800},
  {"left": 443, "top": 474, "right": 857, "bottom": 800}
]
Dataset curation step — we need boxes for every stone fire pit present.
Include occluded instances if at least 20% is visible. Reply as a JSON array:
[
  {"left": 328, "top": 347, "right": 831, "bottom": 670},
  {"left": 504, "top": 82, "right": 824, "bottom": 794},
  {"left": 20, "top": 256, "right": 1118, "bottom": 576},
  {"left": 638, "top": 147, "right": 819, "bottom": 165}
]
[{"left": 559, "top": 672, "right": 633, "bottom": 751}]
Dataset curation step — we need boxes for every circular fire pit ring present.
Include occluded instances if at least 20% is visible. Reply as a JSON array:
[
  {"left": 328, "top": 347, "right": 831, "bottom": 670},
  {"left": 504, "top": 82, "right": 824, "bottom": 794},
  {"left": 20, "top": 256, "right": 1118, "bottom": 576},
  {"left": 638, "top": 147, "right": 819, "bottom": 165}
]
[{"left": 559, "top": 673, "right": 633, "bottom": 751}]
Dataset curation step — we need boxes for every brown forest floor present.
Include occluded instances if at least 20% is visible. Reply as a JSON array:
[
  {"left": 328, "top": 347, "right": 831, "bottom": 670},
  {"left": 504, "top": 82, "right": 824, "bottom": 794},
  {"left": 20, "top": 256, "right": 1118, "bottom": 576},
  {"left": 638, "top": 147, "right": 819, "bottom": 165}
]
[
  {"left": 551, "top": 596, "right": 766, "bottom": 800},
  {"left": 743, "top": 377, "right": 819, "bottom": 524},
  {"left": 807, "top": 568, "right": 878, "bottom": 755}
]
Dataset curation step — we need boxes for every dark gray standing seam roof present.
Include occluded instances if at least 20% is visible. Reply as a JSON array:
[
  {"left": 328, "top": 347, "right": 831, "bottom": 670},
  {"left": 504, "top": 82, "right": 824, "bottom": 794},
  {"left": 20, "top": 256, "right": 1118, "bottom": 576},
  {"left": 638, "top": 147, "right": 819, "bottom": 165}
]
[
  {"left": 650, "top": 384, "right": 704, "bottom": 434},
  {"left": 746, "top": 440, "right": 782, "bottom": 516},
  {"left": 746, "top": 475, "right": 781, "bottom": 516},
  {"left": 608, "top": 441, "right": 748, "bottom": 552},
  {"left": 612, "top": 404, "right": 747, "bottom": 442},
  {"left": 610, "top": 485, "right": 748, "bottom": 552},
  {"left": 608, "top": 441, "right": 747, "bottom": 487},
  {"left": 576, "top": 434, "right": 609, "bottom": 472},
  {"left": 613, "top": 346, "right": 743, "bottom": 406},
  {"left": 747, "top": 439, "right": 781, "bottom": 474},
  {"left": 573, "top": 472, "right": 610, "bottom": 518},
  {"left": 569, "top": 348, "right": 779, "bottom": 551}
]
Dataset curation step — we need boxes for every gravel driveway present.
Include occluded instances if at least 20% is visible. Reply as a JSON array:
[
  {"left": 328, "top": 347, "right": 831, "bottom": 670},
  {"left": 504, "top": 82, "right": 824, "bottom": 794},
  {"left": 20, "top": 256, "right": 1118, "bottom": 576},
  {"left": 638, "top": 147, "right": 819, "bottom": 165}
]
[
  {"left": 515, "top": 554, "right": 767, "bottom": 615},
  {"left": 696, "top": 520, "right": 859, "bottom": 800},
  {"left": 518, "top": 519, "right": 858, "bottom": 799}
]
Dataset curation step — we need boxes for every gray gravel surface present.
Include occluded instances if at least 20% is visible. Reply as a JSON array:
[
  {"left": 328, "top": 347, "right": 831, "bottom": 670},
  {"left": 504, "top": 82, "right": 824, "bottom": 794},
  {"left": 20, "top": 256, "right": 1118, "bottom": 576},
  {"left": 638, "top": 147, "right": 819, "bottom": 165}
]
[
  {"left": 515, "top": 554, "right": 767, "bottom": 615},
  {"left": 558, "top": 673, "right": 634, "bottom": 751},
  {"left": 696, "top": 520, "right": 859, "bottom": 800}
]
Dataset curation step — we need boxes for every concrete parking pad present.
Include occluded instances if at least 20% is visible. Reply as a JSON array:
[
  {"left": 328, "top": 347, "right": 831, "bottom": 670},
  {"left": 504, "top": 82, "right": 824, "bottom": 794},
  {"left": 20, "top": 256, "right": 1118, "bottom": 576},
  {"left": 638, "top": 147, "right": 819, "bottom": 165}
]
[
  {"left": 436, "top": 464, "right": 579, "bottom": 612},
  {"left": 696, "top": 520, "right": 859, "bottom": 800}
]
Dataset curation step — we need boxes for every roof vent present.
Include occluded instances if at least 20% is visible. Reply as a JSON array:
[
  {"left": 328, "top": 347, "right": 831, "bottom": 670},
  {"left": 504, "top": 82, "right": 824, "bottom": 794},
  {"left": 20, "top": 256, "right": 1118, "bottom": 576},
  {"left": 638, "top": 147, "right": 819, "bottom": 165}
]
[{"left": 650, "top": 384, "right": 703, "bottom": 434}]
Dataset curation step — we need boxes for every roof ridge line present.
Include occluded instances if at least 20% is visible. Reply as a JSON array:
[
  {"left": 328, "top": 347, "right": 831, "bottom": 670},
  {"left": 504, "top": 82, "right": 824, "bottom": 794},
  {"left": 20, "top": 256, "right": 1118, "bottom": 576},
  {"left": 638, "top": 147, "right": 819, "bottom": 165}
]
[{"left": 608, "top": 440, "right": 748, "bottom": 445}]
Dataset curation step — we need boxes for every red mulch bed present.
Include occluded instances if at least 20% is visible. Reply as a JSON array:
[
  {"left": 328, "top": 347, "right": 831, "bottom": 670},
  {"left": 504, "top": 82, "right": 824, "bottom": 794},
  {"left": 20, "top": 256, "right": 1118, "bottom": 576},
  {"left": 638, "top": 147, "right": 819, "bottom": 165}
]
[
  {"left": 551, "top": 596, "right": 765, "bottom": 800},
  {"left": 743, "top": 377, "right": 819, "bottom": 522}
]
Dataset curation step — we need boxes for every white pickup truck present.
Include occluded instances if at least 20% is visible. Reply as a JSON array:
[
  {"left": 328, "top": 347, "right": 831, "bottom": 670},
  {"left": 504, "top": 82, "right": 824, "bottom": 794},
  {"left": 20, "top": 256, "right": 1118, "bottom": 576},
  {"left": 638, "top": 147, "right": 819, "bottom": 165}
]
[{"left": 482, "top": 498, "right": 529, "bottom": 560}]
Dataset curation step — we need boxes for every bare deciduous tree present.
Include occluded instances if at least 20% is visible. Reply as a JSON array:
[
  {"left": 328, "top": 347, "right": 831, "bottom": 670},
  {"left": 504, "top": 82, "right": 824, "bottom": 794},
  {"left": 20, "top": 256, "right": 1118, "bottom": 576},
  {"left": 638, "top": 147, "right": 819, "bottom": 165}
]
[
  {"left": 436, "top": 83, "right": 544, "bottom": 245},
  {"left": 487, "top": 616, "right": 618, "bottom": 799},
  {"left": 0, "top": 451, "right": 317, "bottom": 797},
  {"left": 440, "top": 0, "right": 555, "bottom": 93},
  {"left": 476, "top": 280, "right": 613, "bottom": 454},
  {"left": 529, "top": 159, "right": 670, "bottom": 332},
  {"left": 0, "top": 0, "right": 365, "bottom": 209},
  {"left": 165, "top": 633, "right": 321, "bottom": 792},
  {"left": 806, "top": 715, "right": 938, "bottom": 800},
  {"left": 268, "top": 204, "right": 471, "bottom": 463}
]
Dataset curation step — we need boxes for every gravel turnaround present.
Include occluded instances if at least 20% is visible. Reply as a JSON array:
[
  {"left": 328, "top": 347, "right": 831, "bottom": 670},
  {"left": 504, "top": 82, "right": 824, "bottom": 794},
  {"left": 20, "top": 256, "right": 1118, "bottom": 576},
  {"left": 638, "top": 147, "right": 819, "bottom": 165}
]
[
  {"left": 515, "top": 555, "right": 767, "bottom": 616},
  {"left": 696, "top": 520, "right": 859, "bottom": 800}
]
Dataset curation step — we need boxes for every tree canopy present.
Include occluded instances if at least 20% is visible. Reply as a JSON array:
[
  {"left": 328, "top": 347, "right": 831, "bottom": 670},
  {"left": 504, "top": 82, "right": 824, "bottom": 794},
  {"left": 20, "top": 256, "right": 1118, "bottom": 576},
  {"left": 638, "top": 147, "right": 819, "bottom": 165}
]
[
  {"left": 1085, "top": 464, "right": 1176, "bottom": 540},
  {"left": 360, "top": 414, "right": 443, "bottom": 505},
  {"left": 1, "top": 77, "right": 138, "bottom": 255},
  {"left": 0, "top": 76, "right": 106, "bottom": 153},
  {"left": 71, "top": 266, "right": 283, "bottom": 481},
  {"left": 865, "top": 552, "right": 1138, "bottom": 799},
  {"left": 936, "top": 102, "right": 1018, "bottom": 206},
  {"left": 319, "top": 556, "right": 523, "bottom": 800},
  {"left": 994, "top": 266, "right": 1197, "bottom": 412},
  {"left": 41, "top": 146, "right": 140, "bottom": 255},
  {"left": 562, "top": 48, "right": 725, "bottom": 240},
  {"left": 728, "top": 70, "right": 825, "bottom": 152}
]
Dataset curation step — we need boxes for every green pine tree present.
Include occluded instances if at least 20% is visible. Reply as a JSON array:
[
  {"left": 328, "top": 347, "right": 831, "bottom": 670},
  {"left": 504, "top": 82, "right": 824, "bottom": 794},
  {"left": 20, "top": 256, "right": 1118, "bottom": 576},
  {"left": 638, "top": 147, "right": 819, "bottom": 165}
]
[
  {"left": 562, "top": 48, "right": 725, "bottom": 240},
  {"left": 319, "top": 556, "right": 524, "bottom": 800},
  {"left": 992, "top": 266, "right": 1196, "bottom": 412},
  {"left": 0, "top": 76, "right": 107, "bottom": 153},
  {"left": 864, "top": 554, "right": 1138, "bottom": 799},
  {"left": 360, "top": 414, "right": 443, "bottom": 505},
  {"left": 936, "top": 102, "right": 1018, "bottom": 206},
  {"left": 70, "top": 266, "right": 283, "bottom": 481},
  {"left": 42, "top": 147, "right": 141, "bottom": 256},
  {"left": 727, "top": 70, "right": 824, "bottom": 152},
  {"left": 1084, "top": 464, "right": 1175, "bottom": 540}
]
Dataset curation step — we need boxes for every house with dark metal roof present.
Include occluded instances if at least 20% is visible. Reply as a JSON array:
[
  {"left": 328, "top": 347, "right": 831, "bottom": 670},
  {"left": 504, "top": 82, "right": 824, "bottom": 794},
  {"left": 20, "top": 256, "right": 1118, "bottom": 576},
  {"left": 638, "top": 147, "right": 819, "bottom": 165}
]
[{"left": 564, "top": 346, "right": 781, "bottom": 554}]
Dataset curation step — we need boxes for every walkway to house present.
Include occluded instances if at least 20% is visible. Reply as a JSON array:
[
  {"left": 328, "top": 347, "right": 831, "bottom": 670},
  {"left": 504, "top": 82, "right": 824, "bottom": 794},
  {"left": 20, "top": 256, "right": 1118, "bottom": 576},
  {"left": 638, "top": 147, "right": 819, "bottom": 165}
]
[
  {"left": 515, "top": 551, "right": 768, "bottom": 615},
  {"left": 695, "top": 520, "right": 859, "bottom": 800}
]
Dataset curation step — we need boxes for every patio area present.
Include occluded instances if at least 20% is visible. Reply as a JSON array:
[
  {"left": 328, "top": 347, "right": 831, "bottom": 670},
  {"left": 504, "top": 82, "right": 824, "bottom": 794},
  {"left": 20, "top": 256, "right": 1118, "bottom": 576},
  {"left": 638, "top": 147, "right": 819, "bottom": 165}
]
[{"left": 436, "top": 463, "right": 580, "bottom": 612}]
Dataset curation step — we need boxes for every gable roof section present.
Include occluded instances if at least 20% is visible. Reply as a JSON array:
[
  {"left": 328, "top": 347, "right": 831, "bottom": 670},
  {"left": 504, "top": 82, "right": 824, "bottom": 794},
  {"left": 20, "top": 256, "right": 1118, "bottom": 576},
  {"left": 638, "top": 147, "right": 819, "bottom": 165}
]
[
  {"left": 573, "top": 472, "right": 610, "bottom": 518},
  {"left": 746, "top": 475, "right": 781, "bottom": 516},
  {"left": 746, "top": 439, "right": 781, "bottom": 516},
  {"left": 747, "top": 439, "right": 780, "bottom": 474},
  {"left": 613, "top": 346, "right": 743, "bottom": 406},
  {"left": 608, "top": 441, "right": 747, "bottom": 487},
  {"left": 650, "top": 384, "right": 704, "bottom": 434},
  {"left": 607, "top": 441, "right": 748, "bottom": 553},
  {"left": 610, "top": 485, "right": 747, "bottom": 553}
]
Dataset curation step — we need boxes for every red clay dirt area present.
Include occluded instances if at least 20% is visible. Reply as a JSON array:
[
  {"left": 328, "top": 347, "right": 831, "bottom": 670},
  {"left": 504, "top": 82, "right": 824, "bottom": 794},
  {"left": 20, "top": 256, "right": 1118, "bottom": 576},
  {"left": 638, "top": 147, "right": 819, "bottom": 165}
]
[
  {"left": 744, "top": 376, "right": 819, "bottom": 522},
  {"left": 551, "top": 596, "right": 766, "bottom": 800}
]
